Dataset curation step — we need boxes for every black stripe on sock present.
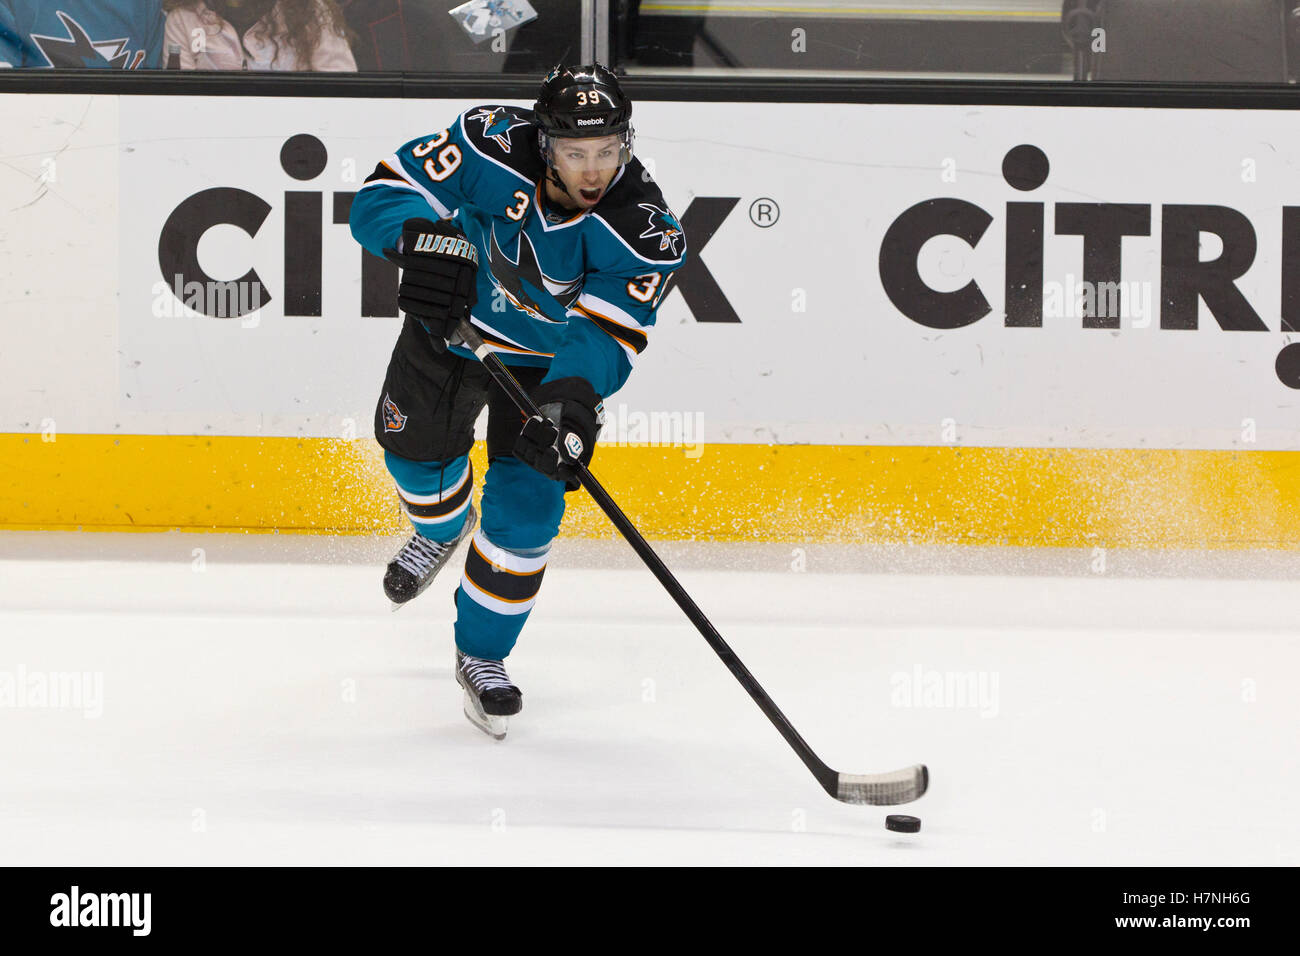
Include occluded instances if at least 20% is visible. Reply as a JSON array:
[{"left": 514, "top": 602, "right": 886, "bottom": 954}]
[
  {"left": 400, "top": 465, "right": 473, "bottom": 519},
  {"left": 464, "top": 543, "right": 546, "bottom": 603}
]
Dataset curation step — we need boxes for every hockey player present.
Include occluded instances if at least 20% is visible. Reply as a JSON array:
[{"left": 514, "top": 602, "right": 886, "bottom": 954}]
[{"left": 349, "top": 64, "right": 686, "bottom": 739}]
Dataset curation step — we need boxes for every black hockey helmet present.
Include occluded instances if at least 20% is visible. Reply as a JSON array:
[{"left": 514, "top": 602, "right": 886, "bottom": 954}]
[{"left": 534, "top": 63, "right": 634, "bottom": 169}]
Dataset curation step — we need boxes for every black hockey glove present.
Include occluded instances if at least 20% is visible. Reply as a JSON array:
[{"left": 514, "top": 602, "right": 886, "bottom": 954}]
[
  {"left": 513, "top": 377, "right": 605, "bottom": 492},
  {"left": 384, "top": 217, "right": 479, "bottom": 352}
]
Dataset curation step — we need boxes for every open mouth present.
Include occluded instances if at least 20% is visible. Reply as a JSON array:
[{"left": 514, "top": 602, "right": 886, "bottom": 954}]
[{"left": 579, "top": 187, "right": 602, "bottom": 203}]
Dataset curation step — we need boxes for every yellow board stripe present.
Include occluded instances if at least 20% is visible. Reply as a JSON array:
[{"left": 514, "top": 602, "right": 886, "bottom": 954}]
[{"left": 3, "top": 434, "right": 1300, "bottom": 548}]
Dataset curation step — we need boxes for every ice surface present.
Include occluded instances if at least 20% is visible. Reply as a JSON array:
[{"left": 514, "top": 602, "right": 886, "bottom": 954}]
[{"left": 0, "top": 532, "right": 1295, "bottom": 865}]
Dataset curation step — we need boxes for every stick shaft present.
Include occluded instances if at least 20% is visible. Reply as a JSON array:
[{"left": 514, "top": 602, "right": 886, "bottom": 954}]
[{"left": 455, "top": 321, "right": 838, "bottom": 795}]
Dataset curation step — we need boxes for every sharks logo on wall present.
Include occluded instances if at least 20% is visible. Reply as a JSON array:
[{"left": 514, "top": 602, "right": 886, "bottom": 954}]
[
  {"left": 31, "top": 11, "right": 147, "bottom": 69},
  {"left": 486, "top": 225, "right": 581, "bottom": 323}
]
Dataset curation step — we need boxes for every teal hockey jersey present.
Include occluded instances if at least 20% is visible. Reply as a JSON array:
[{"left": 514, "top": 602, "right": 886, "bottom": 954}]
[{"left": 350, "top": 104, "right": 687, "bottom": 398}]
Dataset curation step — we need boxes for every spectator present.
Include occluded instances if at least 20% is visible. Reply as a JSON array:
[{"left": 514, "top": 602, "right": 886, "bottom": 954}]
[
  {"left": 162, "top": 0, "right": 355, "bottom": 71},
  {"left": 0, "top": 0, "right": 163, "bottom": 69}
]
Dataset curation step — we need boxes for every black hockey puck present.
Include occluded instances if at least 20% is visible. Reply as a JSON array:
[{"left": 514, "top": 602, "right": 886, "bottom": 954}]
[{"left": 885, "top": 814, "right": 921, "bottom": 833}]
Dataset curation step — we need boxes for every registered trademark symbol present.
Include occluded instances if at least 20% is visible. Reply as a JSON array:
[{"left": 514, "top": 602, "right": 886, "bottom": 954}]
[{"left": 749, "top": 198, "right": 779, "bottom": 227}]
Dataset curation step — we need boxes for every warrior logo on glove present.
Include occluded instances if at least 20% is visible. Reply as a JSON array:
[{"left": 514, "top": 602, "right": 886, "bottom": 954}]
[
  {"left": 384, "top": 217, "right": 480, "bottom": 353},
  {"left": 412, "top": 232, "right": 480, "bottom": 265}
]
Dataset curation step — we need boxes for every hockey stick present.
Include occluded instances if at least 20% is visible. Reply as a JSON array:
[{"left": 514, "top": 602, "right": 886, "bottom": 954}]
[{"left": 454, "top": 319, "right": 928, "bottom": 807}]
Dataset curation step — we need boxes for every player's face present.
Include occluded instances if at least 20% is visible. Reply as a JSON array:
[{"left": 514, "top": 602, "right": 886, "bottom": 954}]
[{"left": 552, "top": 135, "right": 622, "bottom": 207}]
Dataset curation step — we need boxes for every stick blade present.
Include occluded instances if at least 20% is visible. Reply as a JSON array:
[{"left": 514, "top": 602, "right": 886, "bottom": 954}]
[{"left": 835, "top": 764, "right": 928, "bottom": 806}]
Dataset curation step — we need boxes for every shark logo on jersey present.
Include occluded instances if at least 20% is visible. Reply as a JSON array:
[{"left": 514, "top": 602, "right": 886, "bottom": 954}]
[
  {"left": 486, "top": 225, "right": 582, "bottom": 323},
  {"left": 382, "top": 394, "right": 407, "bottom": 433},
  {"left": 638, "top": 203, "right": 685, "bottom": 257},
  {"left": 31, "top": 12, "right": 147, "bottom": 69},
  {"left": 467, "top": 108, "right": 530, "bottom": 154}
]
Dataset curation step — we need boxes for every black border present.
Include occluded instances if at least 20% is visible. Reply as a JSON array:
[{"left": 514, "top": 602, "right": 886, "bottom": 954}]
[
  {"left": 3, "top": 69, "right": 1300, "bottom": 108},
  {"left": 3, "top": 865, "right": 1285, "bottom": 939}
]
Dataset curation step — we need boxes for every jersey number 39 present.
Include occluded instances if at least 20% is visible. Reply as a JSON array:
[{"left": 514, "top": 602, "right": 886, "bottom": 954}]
[
  {"left": 627, "top": 272, "right": 662, "bottom": 304},
  {"left": 413, "top": 130, "right": 462, "bottom": 182}
]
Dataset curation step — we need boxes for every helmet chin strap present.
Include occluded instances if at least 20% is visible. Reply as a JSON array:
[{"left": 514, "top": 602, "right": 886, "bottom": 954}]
[
  {"left": 546, "top": 166, "right": 572, "bottom": 198},
  {"left": 539, "top": 134, "right": 573, "bottom": 201}
]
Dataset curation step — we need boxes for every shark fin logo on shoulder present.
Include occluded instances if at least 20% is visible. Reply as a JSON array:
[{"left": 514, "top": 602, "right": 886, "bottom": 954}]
[
  {"left": 467, "top": 108, "right": 529, "bottom": 154},
  {"left": 637, "top": 203, "right": 684, "bottom": 257}
]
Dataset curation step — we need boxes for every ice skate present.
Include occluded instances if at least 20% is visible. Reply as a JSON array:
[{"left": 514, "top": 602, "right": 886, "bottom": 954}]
[
  {"left": 455, "top": 648, "right": 522, "bottom": 741},
  {"left": 383, "top": 506, "right": 476, "bottom": 609}
]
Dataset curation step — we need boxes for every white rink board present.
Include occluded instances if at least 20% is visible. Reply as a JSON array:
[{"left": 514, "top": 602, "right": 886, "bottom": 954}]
[{"left": 4, "top": 93, "right": 1300, "bottom": 446}]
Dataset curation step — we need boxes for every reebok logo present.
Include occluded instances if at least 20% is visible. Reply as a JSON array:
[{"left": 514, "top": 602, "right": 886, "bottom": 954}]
[{"left": 576, "top": 117, "right": 605, "bottom": 126}]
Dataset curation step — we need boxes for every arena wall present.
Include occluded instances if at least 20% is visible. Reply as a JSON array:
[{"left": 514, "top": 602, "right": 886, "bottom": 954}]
[{"left": 4, "top": 86, "right": 1299, "bottom": 545}]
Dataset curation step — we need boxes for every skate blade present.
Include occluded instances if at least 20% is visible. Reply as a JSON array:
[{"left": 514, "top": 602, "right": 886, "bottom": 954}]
[{"left": 463, "top": 697, "right": 508, "bottom": 741}]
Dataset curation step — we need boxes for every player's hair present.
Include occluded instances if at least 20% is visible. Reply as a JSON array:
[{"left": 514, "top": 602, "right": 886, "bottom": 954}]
[{"left": 162, "top": 0, "right": 350, "bottom": 70}]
